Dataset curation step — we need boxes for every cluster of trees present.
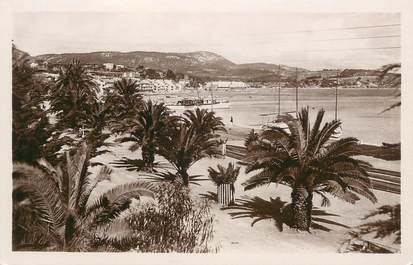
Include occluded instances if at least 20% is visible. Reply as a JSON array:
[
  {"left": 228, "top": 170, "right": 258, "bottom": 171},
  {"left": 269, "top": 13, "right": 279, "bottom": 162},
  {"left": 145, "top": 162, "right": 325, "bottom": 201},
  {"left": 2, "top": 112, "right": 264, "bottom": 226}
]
[
  {"left": 134, "top": 65, "right": 185, "bottom": 82},
  {"left": 12, "top": 46, "right": 222, "bottom": 251}
]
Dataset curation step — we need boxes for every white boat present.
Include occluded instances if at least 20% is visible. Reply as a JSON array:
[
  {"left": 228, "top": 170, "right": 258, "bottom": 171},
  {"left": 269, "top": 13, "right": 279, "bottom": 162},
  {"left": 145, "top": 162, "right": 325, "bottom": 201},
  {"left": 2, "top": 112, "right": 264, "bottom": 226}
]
[
  {"left": 261, "top": 112, "right": 342, "bottom": 140},
  {"left": 167, "top": 97, "right": 231, "bottom": 110},
  {"left": 260, "top": 111, "right": 296, "bottom": 132}
]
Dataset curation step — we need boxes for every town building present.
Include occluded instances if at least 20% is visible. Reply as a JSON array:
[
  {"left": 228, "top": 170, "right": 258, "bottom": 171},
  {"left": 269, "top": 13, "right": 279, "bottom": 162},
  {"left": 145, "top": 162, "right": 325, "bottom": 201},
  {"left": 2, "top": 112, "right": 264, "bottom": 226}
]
[
  {"left": 137, "top": 79, "right": 182, "bottom": 94},
  {"left": 205, "top": 81, "right": 249, "bottom": 90},
  {"left": 103, "top": 63, "right": 115, "bottom": 70}
]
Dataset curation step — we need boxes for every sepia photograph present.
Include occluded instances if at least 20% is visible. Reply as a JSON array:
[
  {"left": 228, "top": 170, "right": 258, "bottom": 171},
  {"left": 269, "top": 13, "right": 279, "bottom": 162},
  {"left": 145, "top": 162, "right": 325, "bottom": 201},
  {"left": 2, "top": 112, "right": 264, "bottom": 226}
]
[{"left": 1, "top": 0, "right": 413, "bottom": 264}]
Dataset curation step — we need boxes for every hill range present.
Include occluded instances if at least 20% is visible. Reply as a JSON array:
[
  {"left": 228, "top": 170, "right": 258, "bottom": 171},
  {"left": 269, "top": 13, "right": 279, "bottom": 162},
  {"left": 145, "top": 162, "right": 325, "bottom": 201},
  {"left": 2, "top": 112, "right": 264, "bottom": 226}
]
[{"left": 33, "top": 50, "right": 389, "bottom": 82}]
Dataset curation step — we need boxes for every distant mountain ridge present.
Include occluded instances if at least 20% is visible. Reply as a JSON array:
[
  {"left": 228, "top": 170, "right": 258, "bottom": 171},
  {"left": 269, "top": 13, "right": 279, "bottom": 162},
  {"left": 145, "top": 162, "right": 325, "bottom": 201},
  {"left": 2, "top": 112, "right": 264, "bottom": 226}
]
[
  {"left": 33, "top": 50, "right": 310, "bottom": 80},
  {"left": 32, "top": 50, "right": 392, "bottom": 82}
]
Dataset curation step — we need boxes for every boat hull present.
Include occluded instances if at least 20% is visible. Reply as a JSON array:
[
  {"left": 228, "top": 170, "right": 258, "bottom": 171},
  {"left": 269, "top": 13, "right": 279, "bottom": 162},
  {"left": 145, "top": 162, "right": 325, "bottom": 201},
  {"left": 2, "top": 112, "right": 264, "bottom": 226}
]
[{"left": 167, "top": 102, "right": 231, "bottom": 110}]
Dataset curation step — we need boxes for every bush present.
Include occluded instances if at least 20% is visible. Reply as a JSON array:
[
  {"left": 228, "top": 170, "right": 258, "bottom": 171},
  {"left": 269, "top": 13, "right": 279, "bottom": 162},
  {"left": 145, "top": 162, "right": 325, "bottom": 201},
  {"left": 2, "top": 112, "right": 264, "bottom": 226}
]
[{"left": 126, "top": 183, "right": 216, "bottom": 253}]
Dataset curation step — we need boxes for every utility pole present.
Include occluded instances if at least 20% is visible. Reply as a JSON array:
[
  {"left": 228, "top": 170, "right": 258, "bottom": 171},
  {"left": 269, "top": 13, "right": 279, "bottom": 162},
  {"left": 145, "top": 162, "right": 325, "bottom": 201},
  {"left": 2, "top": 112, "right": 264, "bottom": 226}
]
[
  {"left": 335, "top": 73, "right": 339, "bottom": 121},
  {"left": 210, "top": 86, "right": 214, "bottom": 112},
  {"left": 278, "top": 64, "right": 281, "bottom": 116},
  {"left": 295, "top": 67, "right": 298, "bottom": 114}
]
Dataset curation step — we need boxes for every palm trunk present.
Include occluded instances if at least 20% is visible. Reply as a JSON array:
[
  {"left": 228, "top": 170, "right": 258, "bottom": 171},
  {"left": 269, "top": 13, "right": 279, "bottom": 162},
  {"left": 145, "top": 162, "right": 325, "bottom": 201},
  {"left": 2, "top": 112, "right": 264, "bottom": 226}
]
[
  {"left": 305, "top": 192, "right": 313, "bottom": 230},
  {"left": 178, "top": 169, "right": 189, "bottom": 186},
  {"left": 290, "top": 185, "right": 311, "bottom": 231},
  {"left": 141, "top": 144, "right": 155, "bottom": 170}
]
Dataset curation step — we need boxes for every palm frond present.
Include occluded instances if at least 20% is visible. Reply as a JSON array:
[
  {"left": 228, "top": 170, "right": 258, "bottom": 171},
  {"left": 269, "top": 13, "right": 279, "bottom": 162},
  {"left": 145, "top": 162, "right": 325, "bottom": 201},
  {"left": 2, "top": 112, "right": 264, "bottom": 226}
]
[
  {"left": 87, "top": 181, "right": 156, "bottom": 223},
  {"left": 207, "top": 162, "right": 240, "bottom": 186},
  {"left": 13, "top": 162, "right": 66, "bottom": 236}
]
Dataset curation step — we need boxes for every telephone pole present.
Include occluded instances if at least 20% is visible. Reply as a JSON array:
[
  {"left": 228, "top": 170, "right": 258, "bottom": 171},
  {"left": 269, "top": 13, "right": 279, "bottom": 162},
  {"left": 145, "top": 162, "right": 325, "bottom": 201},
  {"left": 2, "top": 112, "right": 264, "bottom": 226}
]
[
  {"left": 335, "top": 73, "right": 339, "bottom": 120},
  {"left": 295, "top": 67, "right": 298, "bottom": 113},
  {"left": 278, "top": 64, "right": 281, "bottom": 115}
]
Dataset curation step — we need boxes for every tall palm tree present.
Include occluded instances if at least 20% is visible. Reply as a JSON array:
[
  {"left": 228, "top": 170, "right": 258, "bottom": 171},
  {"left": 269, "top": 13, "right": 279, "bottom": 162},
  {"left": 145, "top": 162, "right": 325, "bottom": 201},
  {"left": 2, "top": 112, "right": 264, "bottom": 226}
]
[
  {"left": 114, "top": 100, "right": 173, "bottom": 171},
  {"left": 182, "top": 108, "right": 226, "bottom": 134},
  {"left": 49, "top": 59, "right": 98, "bottom": 130},
  {"left": 12, "top": 141, "right": 155, "bottom": 251},
  {"left": 242, "top": 107, "right": 377, "bottom": 231},
  {"left": 157, "top": 110, "right": 223, "bottom": 186},
  {"left": 104, "top": 78, "right": 143, "bottom": 123}
]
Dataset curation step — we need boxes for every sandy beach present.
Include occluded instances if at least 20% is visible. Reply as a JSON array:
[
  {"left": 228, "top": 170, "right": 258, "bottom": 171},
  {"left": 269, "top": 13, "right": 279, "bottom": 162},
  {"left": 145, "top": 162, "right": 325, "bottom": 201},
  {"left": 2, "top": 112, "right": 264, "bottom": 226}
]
[{"left": 89, "top": 133, "right": 400, "bottom": 253}]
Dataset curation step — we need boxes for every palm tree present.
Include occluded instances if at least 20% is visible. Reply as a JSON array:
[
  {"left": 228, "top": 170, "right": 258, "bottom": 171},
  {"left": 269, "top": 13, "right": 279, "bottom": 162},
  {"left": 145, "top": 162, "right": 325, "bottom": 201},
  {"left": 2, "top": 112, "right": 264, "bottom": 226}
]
[
  {"left": 182, "top": 108, "right": 226, "bottom": 134},
  {"left": 12, "top": 141, "right": 155, "bottom": 251},
  {"left": 104, "top": 78, "right": 143, "bottom": 123},
  {"left": 157, "top": 109, "right": 223, "bottom": 186},
  {"left": 244, "top": 129, "right": 259, "bottom": 151},
  {"left": 242, "top": 107, "right": 377, "bottom": 231},
  {"left": 208, "top": 163, "right": 240, "bottom": 205},
  {"left": 114, "top": 100, "right": 173, "bottom": 171},
  {"left": 49, "top": 59, "right": 98, "bottom": 130}
]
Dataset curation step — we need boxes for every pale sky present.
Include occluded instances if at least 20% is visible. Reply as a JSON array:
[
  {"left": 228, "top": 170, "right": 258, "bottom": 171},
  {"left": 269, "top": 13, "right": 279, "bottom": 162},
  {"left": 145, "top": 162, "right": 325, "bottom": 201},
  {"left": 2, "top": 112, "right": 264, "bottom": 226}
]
[{"left": 13, "top": 12, "right": 400, "bottom": 70}]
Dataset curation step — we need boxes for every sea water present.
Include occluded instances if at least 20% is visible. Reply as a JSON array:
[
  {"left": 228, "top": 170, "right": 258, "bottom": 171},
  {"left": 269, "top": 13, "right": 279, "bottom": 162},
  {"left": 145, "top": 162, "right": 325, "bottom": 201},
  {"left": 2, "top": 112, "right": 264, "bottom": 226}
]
[{"left": 198, "top": 87, "right": 400, "bottom": 146}]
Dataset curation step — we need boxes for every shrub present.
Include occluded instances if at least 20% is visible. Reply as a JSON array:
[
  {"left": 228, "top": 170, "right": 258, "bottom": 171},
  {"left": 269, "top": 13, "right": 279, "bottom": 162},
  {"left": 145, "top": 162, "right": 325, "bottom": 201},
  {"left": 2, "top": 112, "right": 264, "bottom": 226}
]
[{"left": 126, "top": 182, "right": 216, "bottom": 253}]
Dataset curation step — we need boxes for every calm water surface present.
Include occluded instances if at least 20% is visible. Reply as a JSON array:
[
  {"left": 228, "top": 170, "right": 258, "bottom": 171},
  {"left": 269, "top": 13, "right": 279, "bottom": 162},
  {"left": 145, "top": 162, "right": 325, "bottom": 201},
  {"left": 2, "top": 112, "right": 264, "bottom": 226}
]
[{"left": 158, "top": 87, "right": 400, "bottom": 145}]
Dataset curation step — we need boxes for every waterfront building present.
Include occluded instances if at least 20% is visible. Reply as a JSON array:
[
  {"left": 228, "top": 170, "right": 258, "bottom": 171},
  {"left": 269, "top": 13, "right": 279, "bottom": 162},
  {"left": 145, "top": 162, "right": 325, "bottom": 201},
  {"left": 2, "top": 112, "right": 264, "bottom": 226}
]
[
  {"left": 137, "top": 79, "right": 182, "bottom": 94},
  {"left": 103, "top": 63, "right": 115, "bottom": 70},
  {"left": 205, "top": 81, "right": 249, "bottom": 90}
]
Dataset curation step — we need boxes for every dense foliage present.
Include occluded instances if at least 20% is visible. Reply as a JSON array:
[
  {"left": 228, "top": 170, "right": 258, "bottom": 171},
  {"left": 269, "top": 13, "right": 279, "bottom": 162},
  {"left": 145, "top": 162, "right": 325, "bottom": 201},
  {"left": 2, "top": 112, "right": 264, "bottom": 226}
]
[
  {"left": 12, "top": 45, "right": 52, "bottom": 163},
  {"left": 103, "top": 78, "right": 142, "bottom": 122},
  {"left": 13, "top": 141, "right": 155, "bottom": 251},
  {"left": 93, "top": 183, "right": 216, "bottom": 252},
  {"left": 49, "top": 59, "right": 99, "bottom": 130}
]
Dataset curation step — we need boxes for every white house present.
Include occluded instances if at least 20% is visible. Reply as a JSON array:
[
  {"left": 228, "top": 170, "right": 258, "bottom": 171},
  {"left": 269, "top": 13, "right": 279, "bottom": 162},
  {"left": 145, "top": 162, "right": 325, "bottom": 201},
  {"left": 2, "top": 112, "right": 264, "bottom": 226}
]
[
  {"left": 30, "top": 62, "right": 39, "bottom": 68},
  {"left": 123, "top": 72, "right": 141, "bottom": 78},
  {"left": 205, "top": 81, "right": 249, "bottom": 90},
  {"left": 103, "top": 63, "right": 114, "bottom": 70},
  {"left": 137, "top": 79, "right": 182, "bottom": 94}
]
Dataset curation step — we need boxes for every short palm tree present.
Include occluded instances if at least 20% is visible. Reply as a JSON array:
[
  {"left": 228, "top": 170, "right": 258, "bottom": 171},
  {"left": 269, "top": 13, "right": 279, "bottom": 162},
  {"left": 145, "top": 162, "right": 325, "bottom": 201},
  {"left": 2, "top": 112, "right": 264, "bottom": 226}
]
[
  {"left": 114, "top": 100, "right": 173, "bottom": 171},
  {"left": 208, "top": 162, "right": 240, "bottom": 186},
  {"left": 157, "top": 111, "right": 223, "bottom": 186},
  {"left": 208, "top": 163, "right": 240, "bottom": 205},
  {"left": 12, "top": 141, "right": 155, "bottom": 251},
  {"left": 242, "top": 107, "right": 377, "bottom": 231},
  {"left": 49, "top": 59, "right": 98, "bottom": 130}
]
